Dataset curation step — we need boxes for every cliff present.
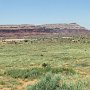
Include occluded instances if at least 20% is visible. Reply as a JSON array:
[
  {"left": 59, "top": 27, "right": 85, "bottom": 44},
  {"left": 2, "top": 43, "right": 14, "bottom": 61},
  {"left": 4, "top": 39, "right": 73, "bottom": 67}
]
[{"left": 0, "top": 23, "right": 89, "bottom": 38}]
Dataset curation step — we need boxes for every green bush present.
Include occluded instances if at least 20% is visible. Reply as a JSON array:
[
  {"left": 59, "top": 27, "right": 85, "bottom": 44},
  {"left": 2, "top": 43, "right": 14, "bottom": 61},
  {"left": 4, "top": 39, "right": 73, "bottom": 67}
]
[
  {"left": 27, "top": 73, "right": 89, "bottom": 90},
  {"left": 27, "top": 72, "right": 60, "bottom": 90},
  {"left": 42, "top": 63, "right": 48, "bottom": 67}
]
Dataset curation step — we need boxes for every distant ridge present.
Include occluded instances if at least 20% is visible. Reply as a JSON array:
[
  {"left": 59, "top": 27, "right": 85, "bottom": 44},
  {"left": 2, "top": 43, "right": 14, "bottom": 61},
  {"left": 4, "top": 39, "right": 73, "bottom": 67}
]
[
  {"left": 0, "top": 23, "right": 89, "bottom": 38},
  {"left": 39, "top": 23, "right": 86, "bottom": 30},
  {"left": 0, "top": 23, "right": 87, "bottom": 30}
]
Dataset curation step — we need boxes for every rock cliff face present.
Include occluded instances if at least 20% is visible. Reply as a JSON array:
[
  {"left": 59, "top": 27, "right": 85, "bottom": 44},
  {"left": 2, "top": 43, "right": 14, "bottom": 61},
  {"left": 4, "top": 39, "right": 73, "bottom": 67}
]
[
  {"left": 0, "top": 23, "right": 89, "bottom": 38},
  {"left": 39, "top": 23, "right": 86, "bottom": 30}
]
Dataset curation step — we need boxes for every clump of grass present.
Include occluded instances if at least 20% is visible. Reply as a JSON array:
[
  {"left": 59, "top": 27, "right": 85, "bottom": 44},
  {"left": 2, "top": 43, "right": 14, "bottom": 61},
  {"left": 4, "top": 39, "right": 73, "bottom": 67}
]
[
  {"left": 5, "top": 66, "right": 76, "bottom": 79},
  {"left": 77, "top": 62, "right": 90, "bottom": 67},
  {"left": 27, "top": 72, "right": 60, "bottom": 90},
  {"left": 51, "top": 67, "right": 76, "bottom": 75},
  {"left": 41, "top": 63, "right": 76, "bottom": 75},
  {"left": 27, "top": 73, "right": 89, "bottom": 90},
  {"left": 5, "top": 68, "right": 41, "bottom": 79}
]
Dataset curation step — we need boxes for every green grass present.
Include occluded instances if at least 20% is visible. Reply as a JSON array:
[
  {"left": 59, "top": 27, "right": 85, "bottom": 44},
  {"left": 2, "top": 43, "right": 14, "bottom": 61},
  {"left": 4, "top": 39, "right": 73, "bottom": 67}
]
[
  {"left": 0, "top": 36, "right": 90, "bottom": 89},
  {"left": 27, "top": 72, "right": 60, "bottom": 90},
  {"left": 0, "top": 37, "right": 90, "bottom": 69},
  {"left": 5, "top": 68, "right": 41, "bottom": 79},
  {"left": 0, "top": 81, "right": 5, "bottom": 85},
  {"left": 5, "top": 67, "right": 76, "bottom": 79},
  {"left": 27, "top": 72, "right": 89, "bottom": 90}
]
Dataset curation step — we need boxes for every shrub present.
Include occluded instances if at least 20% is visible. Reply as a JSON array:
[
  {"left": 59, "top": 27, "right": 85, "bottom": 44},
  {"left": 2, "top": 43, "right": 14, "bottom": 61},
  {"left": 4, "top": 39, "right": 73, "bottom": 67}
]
[
  {"left": 27, "top": 73, "right": 89, "bottom": 90},
  {"left": 24, "top": 39, "right": 29, "bottom": 42},
  {"left": 42, "top": 63, "right": 49, "bottom": 68},
  {"left": 27, "top": 72, "right": 60, "bottom": 90}
]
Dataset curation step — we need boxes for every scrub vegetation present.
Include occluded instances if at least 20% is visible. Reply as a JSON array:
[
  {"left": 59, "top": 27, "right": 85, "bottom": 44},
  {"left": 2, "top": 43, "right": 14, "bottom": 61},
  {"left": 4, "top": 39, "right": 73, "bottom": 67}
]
[{"left": 0, "top": 36, "right": 90, "bottom": 90}]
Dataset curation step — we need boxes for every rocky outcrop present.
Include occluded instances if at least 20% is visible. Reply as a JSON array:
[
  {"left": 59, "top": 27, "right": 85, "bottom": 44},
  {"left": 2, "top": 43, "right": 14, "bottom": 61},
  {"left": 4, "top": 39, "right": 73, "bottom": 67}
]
[
  {"left": 39, "top": 23, "right": 86, "bottom": 30},
  {"left": 0, "top": 23, "right": 89, "bottom": 38}
]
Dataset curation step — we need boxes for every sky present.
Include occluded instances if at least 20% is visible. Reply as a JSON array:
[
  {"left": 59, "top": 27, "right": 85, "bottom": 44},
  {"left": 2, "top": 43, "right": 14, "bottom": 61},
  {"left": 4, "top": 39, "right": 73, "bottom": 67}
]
[{"left": 0, "top": 0, "right": 90, "bottom": 29}]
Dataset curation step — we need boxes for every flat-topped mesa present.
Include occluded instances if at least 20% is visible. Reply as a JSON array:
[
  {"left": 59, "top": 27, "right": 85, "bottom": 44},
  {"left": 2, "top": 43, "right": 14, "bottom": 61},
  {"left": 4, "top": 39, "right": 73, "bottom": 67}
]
[
  {"left": 0, "top": 24, "right": 36, "bottom": 30},
  {"left": 0, "top": 23, "right": 86, "bottom": 30},
  {"left": 0, "top": 23, "right": 89, "bottom": 38},
  {"left": 40, "top": 23, "right": 86, "bottom": 30}
]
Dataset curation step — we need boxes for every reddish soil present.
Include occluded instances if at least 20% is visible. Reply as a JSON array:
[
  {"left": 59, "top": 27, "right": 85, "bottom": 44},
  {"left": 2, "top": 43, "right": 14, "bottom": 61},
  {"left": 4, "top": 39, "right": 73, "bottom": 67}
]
[{"left": 16, "top": 79, "right": 37, "bottom": 90}]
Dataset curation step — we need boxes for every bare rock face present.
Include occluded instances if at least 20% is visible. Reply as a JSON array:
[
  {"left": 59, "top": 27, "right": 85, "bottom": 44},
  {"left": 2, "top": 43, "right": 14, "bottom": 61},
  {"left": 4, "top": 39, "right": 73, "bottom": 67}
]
[
  {"left": 0, "top": 23, "right": 86, "bottom": 30},
  {"left": 0, "top": 24, "right": 36, "bottom": 30},
  {"left": 0, "top": 23, "right": 89, "bottom": 38},
  {"left": 39, "top": 23, "right": 86, "bottom": 30}
]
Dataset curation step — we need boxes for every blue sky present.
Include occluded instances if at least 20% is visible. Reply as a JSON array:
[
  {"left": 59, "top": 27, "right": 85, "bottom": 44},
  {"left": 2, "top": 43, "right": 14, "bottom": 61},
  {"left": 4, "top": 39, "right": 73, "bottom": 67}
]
[{"left": 0, "top": 0, "right": 90, "bottom": 29}]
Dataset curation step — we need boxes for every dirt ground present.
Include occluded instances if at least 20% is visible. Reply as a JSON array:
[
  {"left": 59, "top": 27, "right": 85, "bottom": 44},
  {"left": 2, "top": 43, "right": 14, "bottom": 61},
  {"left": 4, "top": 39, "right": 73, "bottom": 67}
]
[{"left": 0, "top": 79, "right": 37, "bottom": 90}]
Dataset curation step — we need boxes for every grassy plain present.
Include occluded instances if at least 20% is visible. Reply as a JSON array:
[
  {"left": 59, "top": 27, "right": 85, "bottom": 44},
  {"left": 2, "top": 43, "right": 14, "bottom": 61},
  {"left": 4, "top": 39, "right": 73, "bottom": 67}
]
[{"left": 0, "top": 36, "right": 90, "bottom": 90}]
